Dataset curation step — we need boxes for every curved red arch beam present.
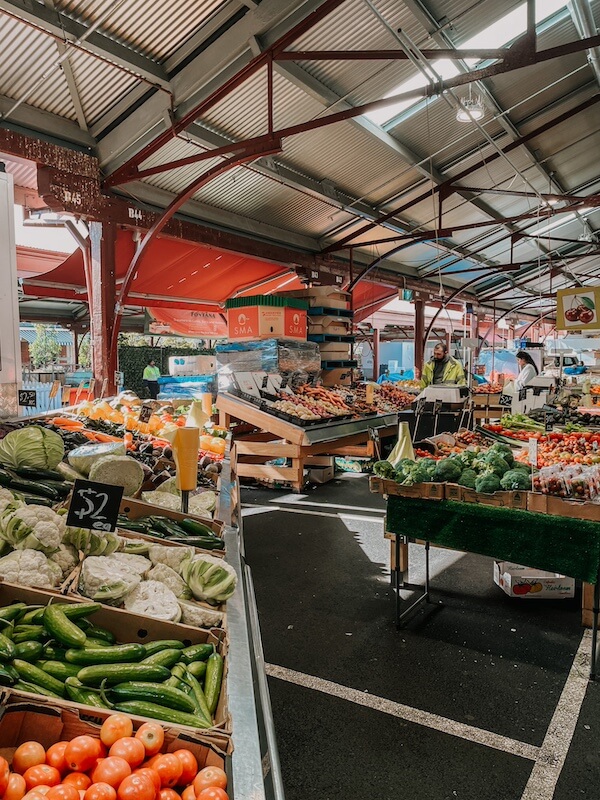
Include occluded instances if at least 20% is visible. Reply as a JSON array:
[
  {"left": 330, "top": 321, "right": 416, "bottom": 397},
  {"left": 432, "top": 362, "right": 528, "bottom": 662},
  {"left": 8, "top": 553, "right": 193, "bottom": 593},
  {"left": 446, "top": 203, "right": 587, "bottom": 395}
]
[{"left": 109, "top": 141, "right": 282, "bottom": 361}]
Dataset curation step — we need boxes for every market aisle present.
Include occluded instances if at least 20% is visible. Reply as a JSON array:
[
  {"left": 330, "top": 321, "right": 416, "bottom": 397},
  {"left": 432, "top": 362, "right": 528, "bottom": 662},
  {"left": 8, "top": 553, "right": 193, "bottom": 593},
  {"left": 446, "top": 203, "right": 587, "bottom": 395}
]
[{"left": 242, "top": 474, "right": 600, "bottom": 799}]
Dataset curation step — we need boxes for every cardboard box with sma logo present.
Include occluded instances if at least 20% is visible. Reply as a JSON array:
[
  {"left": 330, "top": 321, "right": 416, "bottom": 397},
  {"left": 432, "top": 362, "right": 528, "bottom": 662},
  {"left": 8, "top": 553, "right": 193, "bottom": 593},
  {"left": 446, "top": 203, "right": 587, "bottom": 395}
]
[{"left": 226, "top": 295, "right": 308, "bottom": 341}]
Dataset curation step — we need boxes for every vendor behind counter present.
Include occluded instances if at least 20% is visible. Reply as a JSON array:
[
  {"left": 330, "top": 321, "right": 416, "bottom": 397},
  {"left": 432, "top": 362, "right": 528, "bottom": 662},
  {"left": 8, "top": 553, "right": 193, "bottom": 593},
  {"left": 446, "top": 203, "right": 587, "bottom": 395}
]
[{"left": 420, "top": 344, "right": 467, "bottom": 388}]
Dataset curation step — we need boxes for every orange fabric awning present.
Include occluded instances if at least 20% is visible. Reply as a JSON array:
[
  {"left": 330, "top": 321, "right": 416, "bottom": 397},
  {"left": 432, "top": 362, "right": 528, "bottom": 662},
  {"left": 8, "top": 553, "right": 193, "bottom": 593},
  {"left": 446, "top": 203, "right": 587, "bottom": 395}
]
[
  {"left": 16, "top": 245, "right": 70, "bottom": 279},
  {"left": 352, "top": 281, "right": 397, "bottom": 323}
]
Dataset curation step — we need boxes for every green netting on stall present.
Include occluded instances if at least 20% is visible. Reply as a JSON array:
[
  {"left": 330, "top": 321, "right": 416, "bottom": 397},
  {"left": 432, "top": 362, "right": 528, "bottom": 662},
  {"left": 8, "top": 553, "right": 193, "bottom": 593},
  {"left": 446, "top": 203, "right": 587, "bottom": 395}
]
[{"left": 386, "top": 497, "right": 600, "bottom": 584}]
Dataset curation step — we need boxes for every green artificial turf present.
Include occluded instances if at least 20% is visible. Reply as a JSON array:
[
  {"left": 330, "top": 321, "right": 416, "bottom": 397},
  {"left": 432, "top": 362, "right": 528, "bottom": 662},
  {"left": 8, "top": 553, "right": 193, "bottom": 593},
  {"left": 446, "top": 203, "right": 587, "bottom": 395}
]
[{"left": 386, "top": 497, "right": 600, "bottom": 583}]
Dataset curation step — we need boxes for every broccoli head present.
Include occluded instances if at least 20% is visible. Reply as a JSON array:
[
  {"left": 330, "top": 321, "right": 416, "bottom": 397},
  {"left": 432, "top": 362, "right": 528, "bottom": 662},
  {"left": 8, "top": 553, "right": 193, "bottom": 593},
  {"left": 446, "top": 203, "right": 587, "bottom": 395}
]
[
  {"left": 419, "top": 458, "right": 438, "bottom": 477},
  {"left": 455, "top": 449, "right": 478, "bottom": 469},
  {"left": 500, "top": 469, "right": 531, "bottom": 490},
  {"left": 433, "top": 458, "right": 462, "bottom": 483},
  {"left": 488, "top": 443, "right": 514, "bottom": 466},
  {"left": 458, "top": 469, "right": 478, "bottom": 489},
  {"left": 474, "top": 473, "right": 502, "bottom": 494},
  {"left": 480, "top": 453, "right": 510, "bottom": 476},
  {"left": 511, "top": 461, "right": 531, "bottom": 473},
  {"left": 400, "top": 463, "right": 434, "bottom": 485},
  {"left": 373, "top": 460, "right": 396, "bottom": 479}
]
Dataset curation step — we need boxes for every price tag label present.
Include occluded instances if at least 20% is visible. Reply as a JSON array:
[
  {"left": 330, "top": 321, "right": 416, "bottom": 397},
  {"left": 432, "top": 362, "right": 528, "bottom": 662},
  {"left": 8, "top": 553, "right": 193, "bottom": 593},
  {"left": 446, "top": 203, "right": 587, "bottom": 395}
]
[
  {"left": 18, "top": 389, "right": 37, "bottom": 408},
  {"left": 528, "top": 437, "right": 538, "bottom": 468},
  {"left": 67, "top": 479, "right": 124, "bottom": 533},
  {"left": 544, "top": 415, "right": 553, "bottom": 433},
  {"left": 138, "top": 404, "right": 153, "bottom": 424},
  {"left": 49, "top": 381, "right": 60, "bottom": 399},
  {"left": 499, "top": 393, "right": 512, "bottom": 407}
]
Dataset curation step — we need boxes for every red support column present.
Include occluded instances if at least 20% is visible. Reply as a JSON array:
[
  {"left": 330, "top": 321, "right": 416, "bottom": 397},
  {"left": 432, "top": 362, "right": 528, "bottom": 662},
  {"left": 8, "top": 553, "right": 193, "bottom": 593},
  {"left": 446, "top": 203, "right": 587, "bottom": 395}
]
[
  {"left": 90, "top": 221, "right": 117, "bottom": 397},
  {"left": 414, "top": 299, "right": 425, "bottom": 379},
  {"left": 372, "top": 328, "right": 380, "bottom": 381}
]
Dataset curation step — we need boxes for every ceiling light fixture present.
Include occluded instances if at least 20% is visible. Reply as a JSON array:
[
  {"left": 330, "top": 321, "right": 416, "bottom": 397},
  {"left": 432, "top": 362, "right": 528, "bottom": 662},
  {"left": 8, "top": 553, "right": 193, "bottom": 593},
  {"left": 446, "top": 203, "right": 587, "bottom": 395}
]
[{"left": 456, "top": 86, "right": 485, "bottom": 123}]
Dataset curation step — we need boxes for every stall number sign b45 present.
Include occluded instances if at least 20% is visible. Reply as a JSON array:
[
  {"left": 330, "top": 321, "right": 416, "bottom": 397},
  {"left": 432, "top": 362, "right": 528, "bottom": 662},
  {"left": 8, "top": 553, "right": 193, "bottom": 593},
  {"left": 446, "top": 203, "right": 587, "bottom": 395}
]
[{"left": 66, "top": 479, "right": 124, "bottom": 533}]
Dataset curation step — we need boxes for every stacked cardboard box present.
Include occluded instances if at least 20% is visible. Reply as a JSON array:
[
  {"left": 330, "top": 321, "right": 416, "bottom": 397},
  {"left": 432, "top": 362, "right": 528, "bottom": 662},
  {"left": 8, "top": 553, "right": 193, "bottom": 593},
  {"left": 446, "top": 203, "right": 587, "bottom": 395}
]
[{"left": 286, "top": 287, "right": 355, "bottom": 386}]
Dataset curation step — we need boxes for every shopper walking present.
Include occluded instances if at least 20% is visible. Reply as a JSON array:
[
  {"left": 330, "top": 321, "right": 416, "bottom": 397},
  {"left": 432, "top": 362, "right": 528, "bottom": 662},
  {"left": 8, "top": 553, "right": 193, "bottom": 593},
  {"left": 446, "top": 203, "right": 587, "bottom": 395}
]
[
  {"left": 142, "top": 359, "right": 160, "bottom": 399},
  {"left": 515, "top": 350, "right": 539, "bottom": 389},
  {"left": 420, "top": 343, "right": 466, "bottom": 387}
]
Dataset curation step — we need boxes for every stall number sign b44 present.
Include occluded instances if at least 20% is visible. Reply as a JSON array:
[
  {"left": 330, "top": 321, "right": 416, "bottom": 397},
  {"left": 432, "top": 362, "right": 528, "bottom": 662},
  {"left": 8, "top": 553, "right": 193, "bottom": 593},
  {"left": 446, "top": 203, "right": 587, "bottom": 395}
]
[{"left": 66, "top": 479, "right": 124, "bottom": 533}]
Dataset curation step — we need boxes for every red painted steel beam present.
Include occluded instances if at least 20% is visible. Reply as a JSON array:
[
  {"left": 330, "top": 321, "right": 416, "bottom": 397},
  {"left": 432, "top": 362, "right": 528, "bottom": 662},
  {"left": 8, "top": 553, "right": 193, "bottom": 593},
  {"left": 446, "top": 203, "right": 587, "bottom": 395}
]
[
  {"left": 323, "top": 93, "right": 600, "bottom": 253},
  {"left": 90, "top": 221, "right": 117, "bottom": 397},
  {"left": 275, "top": 48, "right": 510, "bottom": 60},
  {"left": 108, "top": 141, "right": 282, "bottom": 364},
  {"left": 104, "top": 0, "right": 347, "bottom": 188},
  {"left": 104, "top": 31, "right": 600, "bottom": 188}
]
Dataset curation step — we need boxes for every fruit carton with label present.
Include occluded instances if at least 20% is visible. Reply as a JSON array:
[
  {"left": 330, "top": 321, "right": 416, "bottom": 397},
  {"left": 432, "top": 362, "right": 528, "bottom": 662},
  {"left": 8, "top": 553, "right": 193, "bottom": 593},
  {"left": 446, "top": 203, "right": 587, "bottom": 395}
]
[{"left": 493, "top": 561, "right": 575, "bottom": 599}]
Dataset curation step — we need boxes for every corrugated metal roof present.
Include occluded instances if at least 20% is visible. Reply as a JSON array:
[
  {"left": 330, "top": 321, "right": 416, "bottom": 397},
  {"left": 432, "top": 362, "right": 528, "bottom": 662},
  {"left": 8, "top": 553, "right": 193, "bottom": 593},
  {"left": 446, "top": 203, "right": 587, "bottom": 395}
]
[
  {"left": 54, "top": 0, "right": 229, "bottom": 63},
  {"left": 426, "top": 0, "right": 522, "bottom": 47},
  {"left": 67, "top": 48, "right": 140, "bottom": 126},
  {"left": 0, "top": 15, "right": 75, "bottom": 119},
  {"left": 20, "top": 325, "right": 73, "bottom": 345},
  {"left": 1, "top": 153, "right": 37, "bottom": 190}
]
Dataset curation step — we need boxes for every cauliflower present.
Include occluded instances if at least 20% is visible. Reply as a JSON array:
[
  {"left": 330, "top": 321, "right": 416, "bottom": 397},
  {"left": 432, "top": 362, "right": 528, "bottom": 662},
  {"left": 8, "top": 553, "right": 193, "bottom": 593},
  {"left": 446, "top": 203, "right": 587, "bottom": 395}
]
[
  {"left": 148, "top": 544, "right": 194, "bottom": 572},
  {"left": 49, "top": 543, "right": 79, "bottom": 578},
  {"left": 79, "top": 556, "right": 141, "bottom": 603},
  {"left": 123, "top": 581, "right": 182, "bottom": 622},
  {"left": 0, "top": 488, "right": 22, "bottom": 515},
  {"left": 106, "top": 553, "right": 151, "bottom": 576},
  {"left": 1, "top": 505, "right": 65, "bottom": 555},
  {"left": 0, "top": 549, "right": 63, "bottom": 588},
  {"left": 178, "top": 599, "right": 223, "bottom": 628},
  {"left": 147, "top": 563, "right": 191, "bottom": 600}
]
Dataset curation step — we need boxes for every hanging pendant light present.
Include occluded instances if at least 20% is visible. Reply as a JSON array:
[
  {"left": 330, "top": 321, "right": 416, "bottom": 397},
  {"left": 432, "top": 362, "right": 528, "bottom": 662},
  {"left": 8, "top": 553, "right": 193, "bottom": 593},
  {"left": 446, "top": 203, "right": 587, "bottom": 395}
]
[{"left": 456, "top": 85, "right": 485, "bottom": 123}]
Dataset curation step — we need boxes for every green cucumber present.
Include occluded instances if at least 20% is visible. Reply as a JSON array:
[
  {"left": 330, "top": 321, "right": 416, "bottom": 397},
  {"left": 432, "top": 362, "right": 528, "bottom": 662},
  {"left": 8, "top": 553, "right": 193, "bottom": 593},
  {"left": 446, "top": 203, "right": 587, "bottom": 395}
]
[
  {"left": 187, "top": 661, "right": 207, "bottom": 680},
  {"left": 12, "top": 627, "right": 47, "bottom": 644},
  {"left": 181, "top": 644, "right": 213, "bottom": 664},
  {"left": 38, "top": 661, "right": 81, "bottom": 681},
  {"left": 47, "top": 603, "right": 102, "bottom": 620},
  {"left": 66, "top": 644, "right": 146, "bottom": 665},
  {"left": 204, "top": 651, "right": 223, "bottom": 716},
  {"left": 0, "top": 632, "right": 16, "bottom": 660},
  {"left": 182, "top": 668, "right": 212, "bottom": 726},
  {"left": 77, "top": 664, "right": 170, "bottom": 687},
  {"left": 43, "top": 607, "right": 86, "bottom": 649},
  {"left": 14, "top": 680, "right": 52, "bottom": 697},
  {"left": 113, "top": 701, "right": 212, "bottom": 729},
  {"left": 13, "top": 660, "right": 65, "bottom": 697},
  {"left": 142, "top": 640, "right": 185, "bottom": 657},
  {"left": 16, "top": 607, "right": 45, "bottom": 625},
  {"left": 14, "top": 641, "right": 44, "bottom": 662},
  {"left": 83, "top": 638, "right": 112, "bottom": 649},
  {"left": 110, "top": 682, "right": 197, "bottom": 713},
  {"left": 0, "top": 665, "right": 17, "bottom": 685},
  {"left": 64, "top": 677, "right": 109, "bottom": 708},
  {"left": 85, "top": 626, "right": 116, "bottom": 645},
  {"left": 42, "top": 643, "right": 67, "bottom": 660},
  {"left": 141, "top": 649, "right": 181, "bottom": 668},
  {"left": 0, "top": 603, "right": 27, "bottom": 621}
]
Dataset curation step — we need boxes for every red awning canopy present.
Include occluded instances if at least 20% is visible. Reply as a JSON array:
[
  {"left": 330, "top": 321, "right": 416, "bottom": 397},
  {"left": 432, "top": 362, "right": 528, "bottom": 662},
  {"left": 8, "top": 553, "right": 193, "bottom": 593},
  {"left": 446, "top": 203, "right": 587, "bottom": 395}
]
[
  {"left": 352, "top": 281, "right": 397, "bottom": 323},
  {"left": 16, "top": 245, "right": 70, "bottom": 279},
  {"left": 23, "top": 228, "right": 304, "bottom": 313}
]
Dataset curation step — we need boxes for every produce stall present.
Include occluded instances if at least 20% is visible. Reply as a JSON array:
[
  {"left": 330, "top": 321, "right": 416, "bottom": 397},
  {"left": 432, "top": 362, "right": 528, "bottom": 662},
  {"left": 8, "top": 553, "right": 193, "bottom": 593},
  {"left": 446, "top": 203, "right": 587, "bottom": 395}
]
[{"left": 0, "top": 400, "right": 285, "bottom": 800}]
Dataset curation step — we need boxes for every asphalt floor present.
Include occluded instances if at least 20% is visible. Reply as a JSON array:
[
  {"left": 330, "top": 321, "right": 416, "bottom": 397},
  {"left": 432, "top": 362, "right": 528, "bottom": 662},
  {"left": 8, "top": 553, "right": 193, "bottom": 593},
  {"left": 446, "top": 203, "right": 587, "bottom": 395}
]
[{"left": 241, "top": 473, "right": 600, "bottom": 800}]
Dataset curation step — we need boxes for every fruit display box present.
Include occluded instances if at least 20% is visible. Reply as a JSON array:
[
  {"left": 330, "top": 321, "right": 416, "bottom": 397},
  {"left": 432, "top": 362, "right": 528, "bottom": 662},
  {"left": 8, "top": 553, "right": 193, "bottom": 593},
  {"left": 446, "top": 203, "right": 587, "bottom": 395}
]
[
  {"left": 527, "top": 492, "right": 600, "bottom": 521},
  {"left": 0, "top": 582, "right": 231, "bottom": 749},
  {"left": 493, "top": 561, "right": 575, "bottom": 599}
]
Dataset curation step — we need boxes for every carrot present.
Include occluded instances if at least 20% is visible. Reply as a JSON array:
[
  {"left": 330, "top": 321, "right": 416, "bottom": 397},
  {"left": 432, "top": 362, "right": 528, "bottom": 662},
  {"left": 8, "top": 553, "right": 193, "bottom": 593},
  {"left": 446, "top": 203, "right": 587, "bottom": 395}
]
[
  {"left": 52, "top": 418, "right": 84, "bottom": 429},
  {"left": 91, "top": 432, "right": 123, "bottom": 443}
]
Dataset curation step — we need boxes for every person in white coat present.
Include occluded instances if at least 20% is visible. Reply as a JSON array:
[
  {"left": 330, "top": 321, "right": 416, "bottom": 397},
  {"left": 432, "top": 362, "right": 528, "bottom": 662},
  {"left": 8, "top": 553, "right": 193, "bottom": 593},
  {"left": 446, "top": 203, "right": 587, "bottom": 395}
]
[{"left": 515, "top": 350, "right": 538, "bottom": 389}]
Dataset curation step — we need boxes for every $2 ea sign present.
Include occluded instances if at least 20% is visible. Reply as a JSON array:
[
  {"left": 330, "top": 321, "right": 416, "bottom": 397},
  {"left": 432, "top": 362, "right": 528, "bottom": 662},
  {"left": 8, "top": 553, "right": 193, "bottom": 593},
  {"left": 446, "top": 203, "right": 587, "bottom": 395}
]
[{"left": 66, "top": 479, "right": 124, "bottom": 533}]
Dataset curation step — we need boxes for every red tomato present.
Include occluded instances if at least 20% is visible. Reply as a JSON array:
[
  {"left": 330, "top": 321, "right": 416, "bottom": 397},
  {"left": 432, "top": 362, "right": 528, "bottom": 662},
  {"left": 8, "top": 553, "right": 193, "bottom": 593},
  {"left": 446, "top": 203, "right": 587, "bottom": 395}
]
[
  {"left": 158, "top": 791, "right": 179, "bottom": 800},
  {"left": 109, "top": 740, "right": 145, "bottom": 770},
  {"left": 84, "top": 784, "right": 117, "bottom": 800},
  {"left": 180, "top": 787, "right": 195, "bottom": 800},
  {"left": 134, "top": 725, "right": 164, "bottom": 758},
  {"left": 45, "top": 785, "right": 81, "bottom": 800},
  {"left": 92, "top": 758, "right": 132, "bottom": 789},
  {"left": 62, "top": 775, "right": 91, "bottom": 792},
  {"left": 0, "top": 755, "right": 9, "bottom": 795},
  {"left": 4, "top": 773, "right": 27, "bottom": 800},
  {"left": 171, "top": 751, "right": 197, "bottom": 787},
  {"left": 152, "top": 756, "right": 182, "bottom": 789},
  {"left": 22, "top": 791, "right": 46, "bottom": 800},
  {"left": 100, "top": 716, "right": 134, "bottom": 749},
  {"left": 132, "top": 770, "right": 159, "bottom": 797},
  {"left": 46, "top": 744, "right": 69, "bottom": 776},
  {"left": 193, "top": 768, "right": 227, "bottom": 794},
  {"left": 116, "top": 774, "right": 156, "bottom": 800},
  {"left": 65, "top": 738, "right": 103, "bottom": 773},
  {"left": 196, "top": 790, "right": 228, "bottom": 800},
  {"left": 13, "top": 743, "right": 47, "bottom": 775},
  {"left": 141, "top": 757, "right": 160, "bottom": 771},
  {"left": 23, "top": 766, "right": 61, "bottom": 790}
]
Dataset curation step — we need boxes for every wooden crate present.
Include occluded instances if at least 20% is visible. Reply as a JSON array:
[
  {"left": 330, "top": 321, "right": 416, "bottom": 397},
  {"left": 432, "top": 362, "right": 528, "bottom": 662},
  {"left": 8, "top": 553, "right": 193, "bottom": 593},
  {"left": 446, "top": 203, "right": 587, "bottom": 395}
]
[
  {"left": 445, "top": 484, "right": 527, "bottom": 509},
  {"left": 369, "top": 476, "right": 445, "bottom": 500},
  {"left": 527, "top": 492, "right": 600, "bottom": 521}
]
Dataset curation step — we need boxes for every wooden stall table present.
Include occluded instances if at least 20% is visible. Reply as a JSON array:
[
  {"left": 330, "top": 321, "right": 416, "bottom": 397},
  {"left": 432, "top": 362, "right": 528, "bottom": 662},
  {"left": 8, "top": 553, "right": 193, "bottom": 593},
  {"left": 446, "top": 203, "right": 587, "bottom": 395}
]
[{"left": 217, "top": 392, "right": 397, "bottom": 492}]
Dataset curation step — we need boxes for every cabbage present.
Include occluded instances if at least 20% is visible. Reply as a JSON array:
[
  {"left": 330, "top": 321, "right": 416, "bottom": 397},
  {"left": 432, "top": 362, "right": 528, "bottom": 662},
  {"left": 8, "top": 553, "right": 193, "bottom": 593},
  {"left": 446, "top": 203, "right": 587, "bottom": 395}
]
[
  {"left": 89, "top": 455, "right": 144, "bottom": 497},
  {"left": 180, "top": 554, "right": 237, "bottom": 605},
  {"left": 0, "top": 426, "right": 64, "bottom": 470},
  {"left": 68, "top": 443, "right": 125, "bottom": 476}
]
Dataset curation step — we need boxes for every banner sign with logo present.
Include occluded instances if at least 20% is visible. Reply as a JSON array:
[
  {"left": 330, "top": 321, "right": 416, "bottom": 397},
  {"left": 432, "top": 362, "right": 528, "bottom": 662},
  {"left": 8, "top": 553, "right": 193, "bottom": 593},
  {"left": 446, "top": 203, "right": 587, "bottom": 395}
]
[
  {"left": 556, "top": 287, "right": 600, "bottom": 331},
  {"left": 145, "top": 309, "right": 227, "bottom": 338}
]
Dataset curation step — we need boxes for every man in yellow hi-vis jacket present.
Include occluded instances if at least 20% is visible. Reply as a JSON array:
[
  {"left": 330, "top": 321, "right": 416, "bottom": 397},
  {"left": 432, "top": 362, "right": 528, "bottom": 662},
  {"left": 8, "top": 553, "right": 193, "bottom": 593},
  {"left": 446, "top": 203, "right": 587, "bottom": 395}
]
[{"left": 420, "top": 343, "right": 466, "bottom": 388}]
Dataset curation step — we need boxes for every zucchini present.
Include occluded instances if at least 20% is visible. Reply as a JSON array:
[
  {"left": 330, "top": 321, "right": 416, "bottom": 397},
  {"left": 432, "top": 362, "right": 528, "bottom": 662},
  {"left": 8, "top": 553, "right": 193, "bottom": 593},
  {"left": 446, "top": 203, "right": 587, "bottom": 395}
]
[
  {"left": 11, "top": 466, "right": 65, "bottom": 481},
  {"left": 169, "top": 537, "right": 224, "bottom": 550},
  {"left": 13, "top": 660, "right": 65, "bottom": 697},
  {"left": 180, "top": 518, "right": 216, "bottom": 537},
  {"left": 187, "top": 661, "right": 207, "bottom": 680},
  {"left": 38, "top": 661, "right": 81, "bottom": 681},
  {"left": 64, "top": 677, "right": 109, "bottom": 708},
  {"left": 142, "top": 640, "right": 185, "bottom": 657},
  {"left": 21, "top": 495, "right": 54, "bottom": 507},
  {"left": 86, "top": 626, "right": 116, "bottom": 645},
  {"left": 43, "top": 607, "right": 86, "bottom": 649},
  {"left": 0, "top": 472, "right": 60, "bottom": 499},
  {"left": 14, "top": 641, "right": 44, "bottom": 662},
  {"left": 204, "top": 651, "right": 224, "bottom": 716},
  {"left": 141, "top": 649, "right": 181, "bottom": 669},
  {"left": 113, "top": 701, "right": 212, "bottom": 729},
  {"left": 77, "top": 663, "right": 170, "bottom": 687},
  {"left": 181, "top": 644, "right": 213, "bottom": 664},
  {"left": 0, "top": 603, "right": 27, "bottom": 622},
  {"left": 66, "top": 644, "right": 146, "bottom": 666},
  {"left": 110, "top": 682, "right": 197, "bottom": 713},
  {"left": 182, "top": 668, "right": 212, "bottom": 726},
  {"left": 0, "top": 665, "right": 17, "bottom": 685},
  {"left": 0, "top": 632, "right": 16, "bottom": 661}
]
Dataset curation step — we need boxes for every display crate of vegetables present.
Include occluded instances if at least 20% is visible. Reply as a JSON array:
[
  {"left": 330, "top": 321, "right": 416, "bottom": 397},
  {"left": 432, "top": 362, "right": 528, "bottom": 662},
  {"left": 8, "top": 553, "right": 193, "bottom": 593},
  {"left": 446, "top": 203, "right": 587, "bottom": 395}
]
[
  {"left": 369, "top": 475, "right": 445, "bottom": 500},
  {"left": 119, "top": 498, "right": 223, "bottom": 542},
  {"left": 0, "top": 584, "right": 230, "bottom": 746},
  {"left": 0, "top": 698, "right": 230, "bottom": 797}
]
